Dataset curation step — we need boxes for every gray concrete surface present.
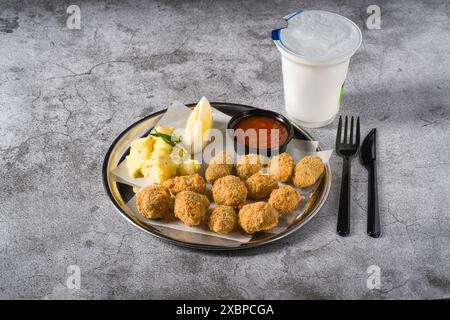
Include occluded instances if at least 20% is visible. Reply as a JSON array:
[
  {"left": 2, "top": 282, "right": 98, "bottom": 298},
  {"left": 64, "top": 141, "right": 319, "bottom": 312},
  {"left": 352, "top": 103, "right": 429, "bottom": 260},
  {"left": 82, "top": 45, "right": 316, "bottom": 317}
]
[{"left": 0, "top": 0, "right": 449, "bottom": 299}]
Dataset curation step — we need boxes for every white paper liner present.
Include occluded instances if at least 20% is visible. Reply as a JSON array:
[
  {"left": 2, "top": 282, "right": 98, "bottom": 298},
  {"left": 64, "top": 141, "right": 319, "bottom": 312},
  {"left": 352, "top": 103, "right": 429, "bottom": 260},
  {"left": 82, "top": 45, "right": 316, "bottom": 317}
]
[{"left": 112, "top": 102, "right": 333, "bottom": 243}]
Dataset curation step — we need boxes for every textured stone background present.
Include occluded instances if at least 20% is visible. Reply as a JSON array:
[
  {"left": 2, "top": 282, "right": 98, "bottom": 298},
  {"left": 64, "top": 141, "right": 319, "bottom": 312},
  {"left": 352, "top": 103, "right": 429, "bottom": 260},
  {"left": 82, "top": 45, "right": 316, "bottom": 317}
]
[{"left": 0, "top": 0, "right": 449, "bottom": 299}]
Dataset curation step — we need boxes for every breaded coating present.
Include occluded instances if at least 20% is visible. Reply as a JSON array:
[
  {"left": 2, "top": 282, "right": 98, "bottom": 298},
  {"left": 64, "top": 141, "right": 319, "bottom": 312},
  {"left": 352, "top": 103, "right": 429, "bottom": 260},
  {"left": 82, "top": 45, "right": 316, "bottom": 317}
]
[
  {"left": 174, "top": 191, "right": 210, "bottom": 226},
  {"left": 136, "top": 185, "right": 171, "bottom": 219},
  {"left": 293, "top": 156, "right": 325, "bottom": 188},
  {"left": 212, "top": 175, "right": 247, "bottom": 207},
  {"left": 205, "top": 164, "right": 233, "bottom": 184},
  {"left": 269, "top": 186, "right": 301, "bottom": 215},
  {"left": 269, "top": 152, "right": 293, "bottom": 182},
  {"left": 238, "top": 202, "right": 279, "bottom": 234},
  {"left": 208, "top": 205, "right": 237, "bottom": 234},
  {"left": 210, "top": 151, "right": 234, "bottom": 165},
  {"left": 236, "top": 154, "right": 268, "bottom": 181},
  {"left": 162, "top": 174, "right": 206, "bottom": 195},
  {"left": 245, "top": 173, "right": 279, "bottom": 200},
  {"left": 205, "top": 151, "right": 234, "bottom": 183}
]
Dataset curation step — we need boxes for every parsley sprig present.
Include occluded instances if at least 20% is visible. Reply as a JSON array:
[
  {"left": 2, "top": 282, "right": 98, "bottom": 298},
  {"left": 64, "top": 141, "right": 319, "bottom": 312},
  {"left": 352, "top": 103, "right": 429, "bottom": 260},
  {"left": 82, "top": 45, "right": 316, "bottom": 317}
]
[{"left": 149, "top": 129, "right": 182, "bottom": 147}]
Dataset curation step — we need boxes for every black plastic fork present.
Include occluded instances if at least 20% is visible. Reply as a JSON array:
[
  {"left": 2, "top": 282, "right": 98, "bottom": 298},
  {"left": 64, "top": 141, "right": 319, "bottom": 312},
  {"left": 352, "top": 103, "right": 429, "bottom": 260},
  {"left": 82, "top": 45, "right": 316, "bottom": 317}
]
[{"left": 336, "top": 116, "right": 360, "bottom": 237}]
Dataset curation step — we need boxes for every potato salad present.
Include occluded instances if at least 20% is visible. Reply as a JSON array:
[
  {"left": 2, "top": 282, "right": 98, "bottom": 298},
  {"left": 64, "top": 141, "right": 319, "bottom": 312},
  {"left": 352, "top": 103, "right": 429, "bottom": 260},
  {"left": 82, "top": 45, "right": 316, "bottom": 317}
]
[{"left": 126, "top": 125, "right": 200, "bottom": 183}]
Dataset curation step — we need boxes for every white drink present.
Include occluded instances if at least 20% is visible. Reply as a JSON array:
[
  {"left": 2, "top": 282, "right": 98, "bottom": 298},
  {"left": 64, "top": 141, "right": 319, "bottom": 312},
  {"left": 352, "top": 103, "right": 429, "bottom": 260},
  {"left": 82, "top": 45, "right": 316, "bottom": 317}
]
[{"left": 273, "top": 10, "right": 362, "bottom": 128}]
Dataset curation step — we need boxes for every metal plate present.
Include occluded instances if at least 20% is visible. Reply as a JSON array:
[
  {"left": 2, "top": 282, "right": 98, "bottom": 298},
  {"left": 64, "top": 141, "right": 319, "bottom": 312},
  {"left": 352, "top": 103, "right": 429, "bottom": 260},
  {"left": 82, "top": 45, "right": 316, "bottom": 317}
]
[{"left": 102, "top": 102, "right": 332, "bottom": 250}]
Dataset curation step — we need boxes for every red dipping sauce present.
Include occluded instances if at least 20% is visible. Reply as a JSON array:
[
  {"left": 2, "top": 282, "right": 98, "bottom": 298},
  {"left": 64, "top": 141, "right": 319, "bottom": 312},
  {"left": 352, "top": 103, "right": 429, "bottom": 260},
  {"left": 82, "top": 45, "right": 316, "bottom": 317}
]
[{"left": 234, "top": 116, "right": 289, "bottom": 149}]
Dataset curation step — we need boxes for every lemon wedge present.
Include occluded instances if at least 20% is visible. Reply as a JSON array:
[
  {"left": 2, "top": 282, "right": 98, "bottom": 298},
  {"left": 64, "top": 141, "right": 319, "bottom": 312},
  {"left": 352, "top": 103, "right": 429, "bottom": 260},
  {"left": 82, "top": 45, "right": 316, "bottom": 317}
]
[{"left": 184, "top": 96, "right": 213, "bottom": 154}]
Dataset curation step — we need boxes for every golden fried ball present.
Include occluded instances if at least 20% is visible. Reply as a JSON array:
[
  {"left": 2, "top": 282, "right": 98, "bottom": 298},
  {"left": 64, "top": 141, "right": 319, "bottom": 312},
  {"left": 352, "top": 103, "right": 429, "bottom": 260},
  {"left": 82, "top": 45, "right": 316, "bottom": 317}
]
[
  {"left": 212, "top": 175, "right": 247, "bottom": 208},
  {"left": 293, "top": 156, "right": 325, "bottom": 188},
  {"left": 235, "top": 154, "right": 267, "bottom": 181},
  {"left": 205, "top": 151, "right": 234, "bottom": 183},
  {"left": 174, "top": 191, "right": 210, "bottom": 226},
  {"left": 208, "top": 205, "right": 237, "bottom": 234},
  {"left": 210, "top": 151, "right": 234, "bottom": 165},
  {"left": 245, "top": 173, "right": 279, "bottom": 200},
  {"left": 238, "top": 202, "right": 279, "bottom": 234},
  {"left": 269, "top": 186, "right": 301, "bottom": 215},
  {"left": 269, "top": 152, "right": 293, "bottom": 182},
  {"left": 136, "top": 185, "right": 171, "bottom": 219},
  {"left": 162, "top": 173, "right": 206, "bottom": 195},
  {"left": 205, "top": 164, "right": 233, "bottom": 184}
]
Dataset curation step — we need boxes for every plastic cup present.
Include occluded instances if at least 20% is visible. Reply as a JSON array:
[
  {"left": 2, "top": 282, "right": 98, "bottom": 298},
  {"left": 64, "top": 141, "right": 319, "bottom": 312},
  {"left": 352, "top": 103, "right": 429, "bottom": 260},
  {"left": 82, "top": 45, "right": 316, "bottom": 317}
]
[{"left": 272, "top": 10, "right": 362, "bottom": 128}]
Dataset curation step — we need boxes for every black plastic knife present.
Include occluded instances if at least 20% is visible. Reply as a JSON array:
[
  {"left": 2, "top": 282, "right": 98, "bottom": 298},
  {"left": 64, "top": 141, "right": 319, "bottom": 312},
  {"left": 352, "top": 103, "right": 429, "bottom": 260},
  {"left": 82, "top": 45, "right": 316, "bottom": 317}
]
[{"left": 359, "top": 128, "right": 381, "bottom": 238}]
